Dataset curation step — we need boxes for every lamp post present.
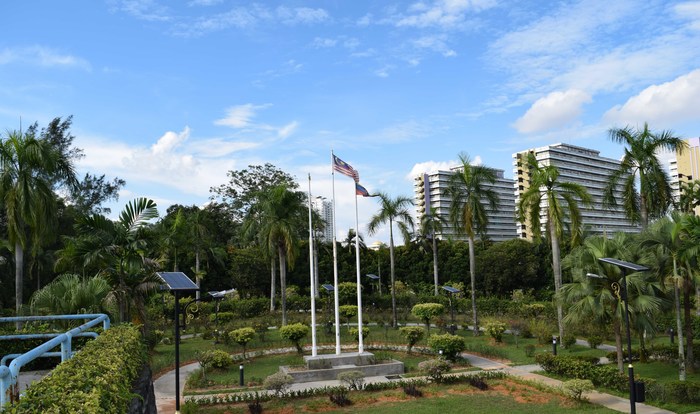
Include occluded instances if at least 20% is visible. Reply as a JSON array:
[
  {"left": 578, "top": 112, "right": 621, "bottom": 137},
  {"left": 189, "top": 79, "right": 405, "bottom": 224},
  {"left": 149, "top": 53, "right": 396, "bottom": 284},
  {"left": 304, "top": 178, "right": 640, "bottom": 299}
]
[
  {"left": 592, "top": 258, "right": 648, "bottom": 414},
  {"left": 441, "top": 286, "right": 460, "bottom": 334}
]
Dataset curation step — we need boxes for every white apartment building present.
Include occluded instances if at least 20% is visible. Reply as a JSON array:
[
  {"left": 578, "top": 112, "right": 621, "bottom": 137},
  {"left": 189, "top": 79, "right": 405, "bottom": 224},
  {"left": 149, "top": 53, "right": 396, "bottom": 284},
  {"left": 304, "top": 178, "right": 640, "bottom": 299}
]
[
  {"left": 313, "top": 196, "right": 334, "bottom": 243},
  {"left": 513, "top": 143, "right": 640, "bottom": 239},
  {"left": 414, "top": 167, "right": 516, "bottom": 242}
]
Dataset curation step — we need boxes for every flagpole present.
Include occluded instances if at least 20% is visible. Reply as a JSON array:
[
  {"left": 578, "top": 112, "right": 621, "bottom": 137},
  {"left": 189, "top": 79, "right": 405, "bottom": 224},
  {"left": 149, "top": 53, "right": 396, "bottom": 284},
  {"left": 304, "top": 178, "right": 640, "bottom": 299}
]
[
  {"left": 331, "top": 151, "right": 342, "bottom": 355},
  {"left": 307, "top": 174, "right": 317, "bottom": 357},
  {"left": 354, "top": 189, "right": 364, "bottom": 354}
]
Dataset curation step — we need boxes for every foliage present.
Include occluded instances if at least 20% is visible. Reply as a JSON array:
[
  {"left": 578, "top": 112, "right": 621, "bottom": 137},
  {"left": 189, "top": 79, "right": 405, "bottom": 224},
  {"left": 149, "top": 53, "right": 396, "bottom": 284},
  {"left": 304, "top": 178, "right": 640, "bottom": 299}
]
[
  {"left": 263, "top": 372, "right": 294, "bottom": 396},
  {"left": 561, "top": 334, "right": 576, "bottom": 349},
  {"left": 337, "top": 370, "right": 365, "bottom": 390},
  {"left": 229, "top": 327, "right": 256, "bottom": 351},
  {"left": 30, "top": 274, "right": 112, "bottom": 318},
  {"left": 411, "top": 303, "right": 445, "bottom": 330},
  {"left": 399, "top": 326, "right": 425, "bottom": 353},
  {"left": 418, "top": 358, "right": 451, "bottom": 383},
  {"left": 484, "top": 319, "right": 507, "bottom": 342},
  {"left": 477, "top": 239, "right": 544, "bottom": 296},
  {"left": 529, "top": 319, "right": 554, "bottom": 345},
  {"left": 524, "top": 344, "right": 536, "bottom": 357},
  {"left": 349, "top": 327, "right": 369, "bottom": 342},
  {"left": 9, "top": 324, "right": 145, "bottom": 414},
  {"left": 328, "top": 388, "right": 352, "bottom": 406},
  {"left": 339, "top": 305, "right": 358, "bottom": 324},
  {"left": 427, "top": 333, "right": 465, "bottom": 361},
  {"left": 337, "top": 282, "right": 359, "bottom": 305},
  {"left": 586, "top": 335, "right": 602, "bottom": 349},
  {"left": 279, "top": 323, "right": 309, "bottom": 354},
  {"left": 561, "top": 379, "right": 593, "bottom": 401}
]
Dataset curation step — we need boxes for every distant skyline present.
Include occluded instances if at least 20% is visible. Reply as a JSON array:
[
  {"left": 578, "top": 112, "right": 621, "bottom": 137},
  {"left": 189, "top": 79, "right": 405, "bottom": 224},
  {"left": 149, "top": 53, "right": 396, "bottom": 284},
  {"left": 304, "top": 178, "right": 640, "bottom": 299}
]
[{"left": 2, "top": 0, "right": 699, "bottom": 243}]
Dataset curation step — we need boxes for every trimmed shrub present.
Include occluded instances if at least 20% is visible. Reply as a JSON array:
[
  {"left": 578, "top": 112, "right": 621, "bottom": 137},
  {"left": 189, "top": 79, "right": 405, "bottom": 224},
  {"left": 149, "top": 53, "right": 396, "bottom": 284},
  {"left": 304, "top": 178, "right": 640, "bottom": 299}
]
[
  {"left": 411, "top": 303, "right": 445, "bottom": 331},
  {"left": 399, "top": 326, "right": 425, "bottom": 353},
  {"left": 586, "top": 335, "right": 602, "bottom": 349},
  {"left": 337, "top": 370, "right": 365, "bottom": 390},
  {"left": 562, "top": 334, "right": 576, "bottom": 349},
  {"left": 427, "top": 333, "right": 465, "bottom": 361},
  {"left": 524, "top": 344, "right": 536, "bottom": 357},
  {"left": 229, "top": 327, "right": 256, "bottom": 358},
  {"left": 529, "top": 319, "right": 554, "bottom": 345},
  {"left": 10, "top": 324, "right": 146, "bottom": 414},
  {"left": 211, "top": 311, "right": 235, "bottom": 324},
  {"left": 348, "top": 327, "right": 369, "bottom": 342},
  {"left": 338, "top": 305, "right": 358, "bottom": 327},
  {"left": 418, "top": 358, "right": 451, "bottom": 383},
  {"left": 561, "top": 379, "right": 593, "bottom": 401},
  {"left": 279, "top": 323, "right": 309, "bottom": 354},
  {"left": 484, "top": 320, "right": 507, "bottom": 343},
  {"left": 263, "top": 372, "right": 294, "bottom": 396}
]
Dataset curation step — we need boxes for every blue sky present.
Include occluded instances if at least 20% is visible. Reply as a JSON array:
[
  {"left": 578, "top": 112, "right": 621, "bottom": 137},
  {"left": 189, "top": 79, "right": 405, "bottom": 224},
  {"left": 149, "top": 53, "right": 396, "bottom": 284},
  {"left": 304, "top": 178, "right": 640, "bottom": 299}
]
[{"left": 2, "top": 0, "right": 700, "bottom": 244}]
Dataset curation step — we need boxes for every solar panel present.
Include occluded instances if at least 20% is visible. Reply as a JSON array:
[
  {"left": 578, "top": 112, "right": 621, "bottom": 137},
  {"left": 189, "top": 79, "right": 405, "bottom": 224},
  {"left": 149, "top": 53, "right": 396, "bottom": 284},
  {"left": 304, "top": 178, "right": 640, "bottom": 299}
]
[
  {"left": 322, "top": 284, "right": 335, "bottom": 291},
  {"left": 441, "top": 286, "right": 460, "bottom": 294},
  {"left": 366, "top": 274, "right": 380, "bottom": 280},
  {"left": 598, "top": 258, "right": 649, "bottom": 272},
  {"left": 157, "top": 272, "right": 199, "bottom": 291}
]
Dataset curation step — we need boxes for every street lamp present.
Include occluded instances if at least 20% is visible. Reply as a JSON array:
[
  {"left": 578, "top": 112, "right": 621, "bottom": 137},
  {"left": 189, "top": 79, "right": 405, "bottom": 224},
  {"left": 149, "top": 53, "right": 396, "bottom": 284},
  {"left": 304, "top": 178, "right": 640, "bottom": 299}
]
[
  {"left": 441, "top": 286, "right": 460, "bottom": 334},
  {"left": 366, "top": 274, "right": 380, "bottom": 294},
  {"left": 589, "top": 258, "right": 648, "bottom": 414}
]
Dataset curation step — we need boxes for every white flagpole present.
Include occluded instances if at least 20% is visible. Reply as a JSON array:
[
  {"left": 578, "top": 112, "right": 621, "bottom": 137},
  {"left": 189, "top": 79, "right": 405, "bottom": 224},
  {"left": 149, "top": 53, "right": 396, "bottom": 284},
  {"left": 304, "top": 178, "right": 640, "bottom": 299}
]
[
  {"left": 307, "top": 174, "right": 317, "bottom": 357},
  {"left": 354, "top": 188, "right": 364, "bottom": 354},
  {"left": 331, "top": 151, "right": 341, "bottom": 355}
]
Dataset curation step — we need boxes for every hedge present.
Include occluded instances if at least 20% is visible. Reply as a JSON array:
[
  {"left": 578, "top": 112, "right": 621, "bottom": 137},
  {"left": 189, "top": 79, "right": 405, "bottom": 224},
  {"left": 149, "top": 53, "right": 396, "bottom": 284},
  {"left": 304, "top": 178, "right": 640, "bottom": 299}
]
[{"left": 8, "top": 324, "right": 146, "bottom": 414}]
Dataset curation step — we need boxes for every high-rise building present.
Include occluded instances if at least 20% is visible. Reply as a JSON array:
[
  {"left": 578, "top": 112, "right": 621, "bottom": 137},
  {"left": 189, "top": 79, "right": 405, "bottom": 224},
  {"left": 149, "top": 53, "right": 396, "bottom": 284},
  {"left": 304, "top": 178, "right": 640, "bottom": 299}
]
[
  {"left": 414, "top": 167, "right": 516, "bottom": 242},
  {"left": 513, "top": 143, "right": 640, "bottom": 240},
  {"left": 665, "top": 137, "right": 700, "bottom": 215},
  {"left": 313, "top": 196, "right": 334, "bottom": 243}
]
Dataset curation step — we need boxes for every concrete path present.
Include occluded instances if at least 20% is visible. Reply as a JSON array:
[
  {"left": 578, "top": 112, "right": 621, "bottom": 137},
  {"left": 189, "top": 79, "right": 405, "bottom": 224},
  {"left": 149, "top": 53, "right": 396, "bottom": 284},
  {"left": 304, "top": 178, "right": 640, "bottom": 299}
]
[{"left": 154, "top": 347, "right": 678, "bottom": 414}]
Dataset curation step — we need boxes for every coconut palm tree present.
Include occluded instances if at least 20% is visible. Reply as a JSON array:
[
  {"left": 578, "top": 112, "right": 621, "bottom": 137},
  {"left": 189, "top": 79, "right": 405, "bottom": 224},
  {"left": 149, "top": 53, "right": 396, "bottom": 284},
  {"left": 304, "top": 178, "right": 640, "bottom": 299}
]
[
  {"left": 368, "top": 192, "right": 414, "bottom": 328},
  {"left": 420, "top": 207, "right": 447, "bottom": 296},
  {"left": 343, "top": 229, "right": 366, "bottom": 252},
  {"left": 55, "top": 198, "right": 160, "bottom": 323},
  {"left": 679, "top": 214, "right": 700, "bottom": 368},
  {"left": 249, "top": 184, "right": 306, "bottom": 326},
  {"left": 604, "top": 123, "right": 686, "bottom": 229},
  {"left": 0, "top": 130, "right": 77, "bottom": 320},
  {"left": 562, "top": 233, "right": 666, "bottom": 372},
  {"left": 518, "top": 152, "right": 592, "bottom": 342},
  {"left": 446, "top": 154, "right": 500, "bottom": 335}
]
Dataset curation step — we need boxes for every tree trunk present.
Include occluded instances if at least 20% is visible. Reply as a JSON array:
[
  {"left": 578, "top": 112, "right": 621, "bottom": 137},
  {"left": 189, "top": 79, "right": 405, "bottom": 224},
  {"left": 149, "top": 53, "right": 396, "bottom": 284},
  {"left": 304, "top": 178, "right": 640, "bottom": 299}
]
[
  {"left": 15, "top": 241, "right": 24, "bottom": 329},
  {"left": 270, "top": 257, "right": 276, "bottom": 311},
  {"left": 549, "top": 220, "right": 565, "bottom": 342},
  {"left": 672, "top": 258, "right": 686, "bottom": 380},
  {"left": 173, "top": 247, "right": 178, "bottom": 272},
  {"left": 639, "top": 191, "right": 649, "bottom": 229},
  {"left": 389, "top": 221, "right": 397, "bottom": 328},
  {"left": 432, "top": 236, "right": 439, "bottom": 296},
  {"left": 279, "top": 245, "right": 287, "bottom": 326},
  {"left": 683, "top": 276, "right": 694, "bottom": 373},
  {"left": 195, "top": 250, "right": 201, "bottom": 301},
  {"left": 468, "top": 236, "right": 479, "bottom": 336},
  {"left": 614, "top": 319, "right": 624, "bottom": 373}
]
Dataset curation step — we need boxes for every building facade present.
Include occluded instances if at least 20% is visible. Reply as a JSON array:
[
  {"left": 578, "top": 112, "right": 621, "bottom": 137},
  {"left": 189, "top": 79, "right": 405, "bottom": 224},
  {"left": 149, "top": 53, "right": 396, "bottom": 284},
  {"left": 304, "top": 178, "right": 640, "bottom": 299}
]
[
  {"left": 414, "top": 167, "right": 516, "bottom": 242},
  {"left": 313, "top": 196, "right": 334, "bottom": 243},
  {"left": 513, "top": 143, "right": 640, "bottom": 240}
]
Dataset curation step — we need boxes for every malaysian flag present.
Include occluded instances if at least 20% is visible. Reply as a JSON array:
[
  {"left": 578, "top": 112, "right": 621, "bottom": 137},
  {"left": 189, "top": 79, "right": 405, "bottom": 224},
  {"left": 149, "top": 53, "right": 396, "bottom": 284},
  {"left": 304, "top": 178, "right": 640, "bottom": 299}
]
[
  {"left": 332, "top": 154, "right": 359, "bottom": 182},
  {"left": 355, "top": 182, "right": 371, "bottom": 197}
]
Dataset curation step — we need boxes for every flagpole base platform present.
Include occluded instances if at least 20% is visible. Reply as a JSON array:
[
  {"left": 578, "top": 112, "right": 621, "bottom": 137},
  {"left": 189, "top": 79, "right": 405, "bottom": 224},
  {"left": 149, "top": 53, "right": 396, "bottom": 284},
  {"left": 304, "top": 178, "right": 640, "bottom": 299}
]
[{"left": 279, "top": 352, "right": 404, "bottom": 383}]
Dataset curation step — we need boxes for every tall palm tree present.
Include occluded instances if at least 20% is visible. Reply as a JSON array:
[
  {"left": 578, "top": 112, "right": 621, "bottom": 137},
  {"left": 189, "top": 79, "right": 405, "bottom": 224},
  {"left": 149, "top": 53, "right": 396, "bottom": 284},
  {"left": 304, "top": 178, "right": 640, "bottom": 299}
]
[
  {"left": 446, "top": 154, "right": 500, "bottom": 335},
  {"left": 343, "top": 229, "right": 366, "bottom": 252},
  {"left": 641, "top": 213, "right": 689, "bottom": 380},
  {"left": 56, "top": 198, "right": 160, "bottom": 323},
  {"left": 679, "top": 179, "right": 700, "bottom": 214},
  {"left": 518, "top": 152, "right": 592, "bottom": 342},
  {"left": 562, "top": 233, "right": 666, "bottom": 372},
  {"left": 420, "top": 207, "right": 447, "bottom": 296},
  {"left": 604, "top": 123, "right": 686, "bottom": 229},
  {"left": 185, "top": 207, "right": 212, "bottom": 300},
  {"left": 679, "top": 214, "right": 700, "bottom": 368},
  {"left": 0, "top": 130, "right": 77, "bottom": 319},
  {"left": 368, "top": 192, "right": 414, "bottom": 328},
  {"left": 250, "top": 185, "right": 306, "bottom": 326}
]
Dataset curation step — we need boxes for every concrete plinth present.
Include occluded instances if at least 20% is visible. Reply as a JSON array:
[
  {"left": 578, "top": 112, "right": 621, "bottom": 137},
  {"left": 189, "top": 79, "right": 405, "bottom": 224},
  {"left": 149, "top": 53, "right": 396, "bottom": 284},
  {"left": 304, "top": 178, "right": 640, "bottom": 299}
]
[{"left": 280, "top": 352, "right": 405, "bottom": 383}]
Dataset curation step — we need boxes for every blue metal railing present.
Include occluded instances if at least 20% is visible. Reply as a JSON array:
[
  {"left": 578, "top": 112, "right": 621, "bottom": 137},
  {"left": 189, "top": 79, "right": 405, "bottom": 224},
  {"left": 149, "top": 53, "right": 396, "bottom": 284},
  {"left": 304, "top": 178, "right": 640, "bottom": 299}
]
[{"left": 0, "top": 314, "right": 110, "bottom": 409}]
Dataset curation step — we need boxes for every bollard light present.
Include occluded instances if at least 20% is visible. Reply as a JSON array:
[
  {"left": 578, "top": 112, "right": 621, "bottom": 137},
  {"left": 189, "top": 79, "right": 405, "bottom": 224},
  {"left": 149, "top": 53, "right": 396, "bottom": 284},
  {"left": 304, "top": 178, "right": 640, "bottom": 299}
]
[
  {"left": 552, "top": 337, "right": 557, "bottom": 356},
  {"left": 239, "top": 364, "right": 244, "bottom": 387}
]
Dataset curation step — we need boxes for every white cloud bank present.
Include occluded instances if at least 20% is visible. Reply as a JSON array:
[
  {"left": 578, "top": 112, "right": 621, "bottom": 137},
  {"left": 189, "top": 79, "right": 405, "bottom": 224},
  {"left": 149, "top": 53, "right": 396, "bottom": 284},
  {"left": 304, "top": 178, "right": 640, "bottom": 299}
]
[
  {"left": 514, "top": 89, "right": 591, "bottom": 133},
  {"left": 604, "top": 69, "right": 700, "bottom": 127}
]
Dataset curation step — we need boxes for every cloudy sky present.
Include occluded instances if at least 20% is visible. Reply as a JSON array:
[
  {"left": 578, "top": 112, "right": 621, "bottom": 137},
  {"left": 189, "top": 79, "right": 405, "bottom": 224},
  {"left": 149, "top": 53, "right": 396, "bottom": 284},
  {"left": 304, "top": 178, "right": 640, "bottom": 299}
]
[{"left": 2, "top": 0, "right": 700, "bottom": 244}]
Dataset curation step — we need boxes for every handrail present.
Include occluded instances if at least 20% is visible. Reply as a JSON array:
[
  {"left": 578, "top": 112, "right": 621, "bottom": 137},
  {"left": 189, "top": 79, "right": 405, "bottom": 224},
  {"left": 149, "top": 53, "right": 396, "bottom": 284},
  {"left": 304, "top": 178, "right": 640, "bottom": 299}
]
[{"left": 0, "top": 314, "right": 110, "bottom": 410}]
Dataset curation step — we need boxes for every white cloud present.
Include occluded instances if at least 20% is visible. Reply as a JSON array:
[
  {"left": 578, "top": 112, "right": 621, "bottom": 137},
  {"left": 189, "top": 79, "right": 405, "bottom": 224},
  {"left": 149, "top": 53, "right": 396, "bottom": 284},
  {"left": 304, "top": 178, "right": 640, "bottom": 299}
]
[
  {"left": 0, "top": 46, "right": 91, "bottom": 70},
  {"left": 406, "top": 160, "right": 458, "bottom": 180},
  {"left": 109, "top": 0, "right": 171, "bottom": 21},
  {"left": 412, "top": 35, "right": 457, "bottom": 57},
  {"left": 275, "top": 6, "right": 329, "bottom": 25},
  {"left": 312, "top": 37, "right": 337, "bottom": 48},
  {"left": 395, "top": 0, "right": 497, "bottom": 28},
  {"left": 215, "top": 104, "right": 267, "bottom": 128},
  {"left": 514, "top": 89, "right": 591, "bottom": 134},
  {"left": 278, "top": 121, "right": 299, "bottom": 138},
  {"left": 675, "top": 2, "right": 700, "bottom": 30},
  {"left": 151, "top": 127, "right": 190, "bottom": 154},
  {"left": 188, "top": 0, "right": 223, "bottom": 6},
  {"left": 604, "top": 69, "right": 700, "bottom": 127}
]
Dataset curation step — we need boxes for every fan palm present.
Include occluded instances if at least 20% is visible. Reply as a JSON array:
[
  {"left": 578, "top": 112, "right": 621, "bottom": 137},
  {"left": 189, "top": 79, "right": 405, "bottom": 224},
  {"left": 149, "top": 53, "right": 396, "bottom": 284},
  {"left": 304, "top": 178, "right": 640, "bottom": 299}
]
[
  {"left": 446, "top": 153, "right": 500, "bottom": 335},
  {"left": 0, "top": 130, "right": 77, "bottom": 319},
  {"left": 368, "top": 192, "right": 414, "bottom": 328},
  {"left": 420, "top": 207, "right": 447, "bottom": 296},
  {"left": 679, "top": 180, "right": 700, "bottom": 214},
  {"left": 518, "top": 152, "right": 592, "bottom": 342},
  {"left": 604, "top": 123, "right": 686, "bottom": 228},
  {"left": 30, "top": 273, "right": 112, "bottom": 319}
]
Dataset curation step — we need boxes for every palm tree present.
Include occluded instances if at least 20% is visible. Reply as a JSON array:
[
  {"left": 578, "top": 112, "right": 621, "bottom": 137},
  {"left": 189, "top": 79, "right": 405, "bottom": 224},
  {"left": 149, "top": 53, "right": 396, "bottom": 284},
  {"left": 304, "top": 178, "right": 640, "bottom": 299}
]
[
  {"left": 518, "top": 152, "right": 592, "bottom": 342},
  {"left": 249, "top": 185, "right": 306, "bottom": 326},
  {"left": 30, "top": 273, "right": 112, "bottom": 318},
  {"left": 56, "top": 198, "right": 160, "bottom": 323},
  {"left": 368, "top": 193, "right": 414, "bottom": 328},
  {"left": 641, "top": 213, "right": 689, "bottom": 380},
  {"left": 604, "top": 123, "right": 686, "bottom": 229},
  {"left": 420, "top": 207, "right": 447, "bottom": 296},
  {"left": 562, "top": 233, "right": 666, "bottom": 372},
  {"left": 680, "top": 214, "right": 700, "bottom": 368},
  {"left": 446, "top": 154, "right": 500, "bottom": 335},
  {"left": 0, "top": 130, "right": 77, "bottom": 319},
  {"left": 679, "top": 180, "right": 700, "bottom": 214},
  {"left": 343, "top": 229, "right": 366, "bottom": 252},
  {"left": 185, "top": 207, "right": 212, "bottom": 300}
]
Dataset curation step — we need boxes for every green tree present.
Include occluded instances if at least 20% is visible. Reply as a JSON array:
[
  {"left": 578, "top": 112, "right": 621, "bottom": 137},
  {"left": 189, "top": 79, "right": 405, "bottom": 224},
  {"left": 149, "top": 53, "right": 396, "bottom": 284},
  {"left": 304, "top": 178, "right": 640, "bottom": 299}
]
[
  {"left": 30, "top": 273, "right": 112, "bottom": 318},
  {"left": 0, "top": 130, "right": 77, "bottom": 319},
  {"left": 562, "top": 233, "right": 665, "bottom": 371},
  {"left": 679, "top": 180, "right": 700, "bottom": 214},
  {"left": 411, "top": 303, "right": 445, "bottom": 332},
  {"left": 56, "top": 198, "right": 160, "bottom": 323},
  {"left": 446, "top": 153, "right": 500, "bottom": 335},
  {"left": 368, "top": 192, "right": 414, "bottom": 327},
  {"left": 229, "top": 327, "right": 256, "bottom": 359},
  {"left": 518, "top": 152, "right": 592, "bottom": 342},
  {"left": 420, "top": 208, "right": 448, "bottom": 296},
  {"left": 604, "top": 123, "right": 686, "bottom": 228}
]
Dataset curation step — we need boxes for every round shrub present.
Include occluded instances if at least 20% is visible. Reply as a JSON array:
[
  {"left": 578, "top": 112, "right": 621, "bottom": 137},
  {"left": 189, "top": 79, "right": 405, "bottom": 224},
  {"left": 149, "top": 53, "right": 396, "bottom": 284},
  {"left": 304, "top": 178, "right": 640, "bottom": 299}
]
[
  {"left": 427, "top": 333, "right": 465, "bottom": 361},
  {"left": 418, "top": 358, "right": 451, "bottom": 383},
  {"left": 229, "top": 327, "right": 256, "bottom": 358},
  {"left": 208, "top": 349, "right": 233, "bottom": 369},
  {"left": 337, "top": 370, "right": 365, "bottom": 390},
  {"left": 279, "top": 323, "right": 310, "bottom": 354},
  {"left": 399, "top": 326, "right": 425, "bottom": 353},
  {"left": 339, "top": 305, "right": 358, "bottom": 323},
  {"left": 484, "top": 320, "right": 507, "bottom": 343},
  {"left": 411, "top": 303, "right": 445, "bottom": 329},
  {"left": 561, "top": 379, "right": 593, "bottom": 401},
  {"left": 349, "top": 327, "right": 369, "bottom": 342},
  {"left": 263, "top": 372, "right": 294, "bottom": 396}
]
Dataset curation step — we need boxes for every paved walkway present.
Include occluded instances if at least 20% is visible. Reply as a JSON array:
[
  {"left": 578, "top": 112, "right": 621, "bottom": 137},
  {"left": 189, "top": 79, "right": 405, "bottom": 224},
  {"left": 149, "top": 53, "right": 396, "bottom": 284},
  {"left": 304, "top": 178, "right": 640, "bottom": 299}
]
[{"left": 154, "top": 347, "right": 679, "bottom": 414}]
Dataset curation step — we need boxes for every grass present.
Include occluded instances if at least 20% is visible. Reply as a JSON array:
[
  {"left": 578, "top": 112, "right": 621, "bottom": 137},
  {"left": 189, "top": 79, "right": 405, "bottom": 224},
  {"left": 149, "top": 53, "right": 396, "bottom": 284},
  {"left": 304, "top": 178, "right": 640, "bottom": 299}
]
[{"left": 188, "top": 377, "right": 618, "bottom": 413}]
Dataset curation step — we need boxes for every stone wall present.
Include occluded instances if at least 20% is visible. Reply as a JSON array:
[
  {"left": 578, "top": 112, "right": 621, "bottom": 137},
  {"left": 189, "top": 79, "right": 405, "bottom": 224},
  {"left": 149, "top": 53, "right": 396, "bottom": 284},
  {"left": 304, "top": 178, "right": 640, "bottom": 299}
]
[{"left": 128, "top": 365, "right": 157, "bottom": 414}]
